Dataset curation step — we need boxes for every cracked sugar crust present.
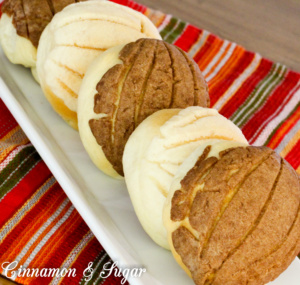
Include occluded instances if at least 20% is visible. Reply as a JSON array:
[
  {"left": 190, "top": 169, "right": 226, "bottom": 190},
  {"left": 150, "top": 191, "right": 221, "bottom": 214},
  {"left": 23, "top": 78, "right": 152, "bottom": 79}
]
[
  {"left": 89, "top": 38, "right": 210, "bottom": 176},
  {"left": 1, "top": 0, "right": 86, "bottom": 47},
  {"left": 170, "top": 146, "right": 300, "bottom": 285}
]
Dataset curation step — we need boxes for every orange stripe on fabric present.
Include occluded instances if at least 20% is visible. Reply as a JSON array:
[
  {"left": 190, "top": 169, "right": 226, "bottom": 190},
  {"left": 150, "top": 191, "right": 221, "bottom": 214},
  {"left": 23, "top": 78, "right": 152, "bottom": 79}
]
[
  {"left": 18, "top": 201, "right": 73, "bottom": 267},
  {"left": 55, "top": 232, "right": 93, "bottom": 285},
  {"left": 198, "top": 37, "right": 223, "bottom": 71},
  {"left": 19, "top": 211, "right": 81, "bottom": 284},
  {"left": 208, "top": 45, "right": 244, "bottom": 89},
  {"left": 280, "top": 129, "right": 300, "bottom": 158},
  {"left": 205, "top": 42, "right": 232, "bottom": 79},
  {"left": 27, "top": 211, "right": 79, "bottom": 270},
  {"left": 1, "top": 188, "right": 66, "bottom": 262},
  {"left": 216, "top": 56, "right": 260, "bottom": 107},
  {"left": 268, "top": 106, "right": 300, "bottom": 149},
  {"left": 0, "top": 126, "right": 20, "bottom": 142},
  {"left": 0, "top": 177, "right": 54, "bottom": 238}
]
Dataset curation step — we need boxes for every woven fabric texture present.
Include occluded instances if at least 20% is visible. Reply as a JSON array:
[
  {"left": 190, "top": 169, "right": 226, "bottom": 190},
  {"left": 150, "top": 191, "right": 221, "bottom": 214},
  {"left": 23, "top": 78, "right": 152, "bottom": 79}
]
[{"left": 0, "top": 0, "right": 299, "bottom": 284}]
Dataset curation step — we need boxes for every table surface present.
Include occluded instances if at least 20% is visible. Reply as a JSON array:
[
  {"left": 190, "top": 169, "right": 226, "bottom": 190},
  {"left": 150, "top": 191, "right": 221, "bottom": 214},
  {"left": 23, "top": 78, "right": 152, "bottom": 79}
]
[
  {"left": 0, "top": 0, "right": 299, "bottom": 284},
  {"left": 138, "top": 0, "right": 300, "bottom": 72}
]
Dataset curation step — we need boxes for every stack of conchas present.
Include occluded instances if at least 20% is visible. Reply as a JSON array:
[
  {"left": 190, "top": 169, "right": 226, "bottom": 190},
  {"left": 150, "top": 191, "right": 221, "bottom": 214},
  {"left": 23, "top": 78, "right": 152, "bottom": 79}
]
[{"left": 1, "top": 1, "right": 299, "bottom": 284}]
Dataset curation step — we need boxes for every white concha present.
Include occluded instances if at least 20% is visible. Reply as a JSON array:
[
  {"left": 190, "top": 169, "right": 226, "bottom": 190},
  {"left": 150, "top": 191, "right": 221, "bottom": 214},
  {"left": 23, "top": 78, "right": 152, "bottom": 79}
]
[
  {"left": 123, "top": 106, "right": 249, "bottom": 249},
  {"left": 0, "top": 13, "right": 37, "bottom": 67},
  {"left": 36, "top": 0, "right": 161, "bottom": 129}
]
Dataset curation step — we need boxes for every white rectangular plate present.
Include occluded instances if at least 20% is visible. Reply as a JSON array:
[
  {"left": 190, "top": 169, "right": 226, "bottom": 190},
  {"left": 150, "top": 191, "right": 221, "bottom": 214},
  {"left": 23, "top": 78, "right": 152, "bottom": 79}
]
[{"left": 0, "top": 47, "right": 299, "bottom": 285}]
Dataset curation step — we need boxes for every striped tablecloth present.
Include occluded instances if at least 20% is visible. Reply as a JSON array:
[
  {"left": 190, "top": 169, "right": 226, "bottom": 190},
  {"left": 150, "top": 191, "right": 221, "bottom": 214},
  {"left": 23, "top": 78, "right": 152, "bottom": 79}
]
[{"left": 0, "top": 0, "right": 299, "bottom": 284}]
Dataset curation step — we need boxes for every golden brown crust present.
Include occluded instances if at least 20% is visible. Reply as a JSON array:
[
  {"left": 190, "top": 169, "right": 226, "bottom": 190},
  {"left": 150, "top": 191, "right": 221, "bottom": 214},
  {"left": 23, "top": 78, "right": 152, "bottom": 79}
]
[
  {"left": 89, "top": 38, "right": 210, "bottom": 176},
  {"left": 170, "top": 146, "right": 300, "bottom": 285},
  {"left": 1, "top": 0, "right": 86, "bottom": 47},
  {"left": 44, "top": 85, "right": 78, "bottom": 130}
]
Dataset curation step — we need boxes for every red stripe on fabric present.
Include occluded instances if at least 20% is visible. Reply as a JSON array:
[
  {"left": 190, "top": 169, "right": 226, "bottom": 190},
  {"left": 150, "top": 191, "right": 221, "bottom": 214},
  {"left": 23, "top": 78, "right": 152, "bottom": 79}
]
[
  {"left": 174, "top": 25, "right": 202, "bottom": 52},
  {"left": 0, "top": 101, "right": 19, "bottom": 140},
  {"left": 0, "top": 2, "right": 3, "bottom": 18},
  {"left": 242, "top": 70, "right": 300, "bottom": 141},
  {"left": 0, "top": 182, "right": 65, "bottom": 261},
  {"left": 250, "top": 87, "right": 298, "bottom": 144},
  {"left": 109, "top": 0, "right": 146, "bottom": 13},
  {"left": 193, "top": 34, "right": 217, "bottom": 64},
  {"left": 210, "top": 51, "right": 256, "bottom": 107},
  {"left": 18, "top": 202, "right": 73, "bottom": 267},
  {"left": 285, "top": 140, "right": 300, "bottom": 170},
  {"left": 219, "top": 59, "right": 273, "bottom": 118},
  {"left": 0, "top": 161, "right": 51, "bottom": 227},
  {"left": 29, "top": 213, "right": 89, "bottom": 285},
  {"left": 267, "top": 104, "right": 300, "bottom": 149},
  {"left": 62, "top": 237, "right": 104, "bottom": 285}
]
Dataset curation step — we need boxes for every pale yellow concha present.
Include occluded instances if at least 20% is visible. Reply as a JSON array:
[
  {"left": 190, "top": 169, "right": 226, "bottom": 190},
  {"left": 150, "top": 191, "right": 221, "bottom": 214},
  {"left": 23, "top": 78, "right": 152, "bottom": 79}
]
[
  {"left": 123, "top": 107, "right": 248, "bottom": 249},
  {"left": 36, "top": 0, "right": 161, "bottom": 129},
  {"left": 0, "top": 13, "right": 37, "bottom": 68}
]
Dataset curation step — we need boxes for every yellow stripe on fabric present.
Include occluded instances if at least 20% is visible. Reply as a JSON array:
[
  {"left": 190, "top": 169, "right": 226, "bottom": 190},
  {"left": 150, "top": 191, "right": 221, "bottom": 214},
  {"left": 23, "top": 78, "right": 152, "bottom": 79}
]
[
  {"left": 280, "top": 129, "right": 300, "bottom": 158},
  {"left": 0, "top": 126, "right": 20, "bottom": 143},
  {"left": 0, "top": 127, "right": 30, "bottom": 163}
]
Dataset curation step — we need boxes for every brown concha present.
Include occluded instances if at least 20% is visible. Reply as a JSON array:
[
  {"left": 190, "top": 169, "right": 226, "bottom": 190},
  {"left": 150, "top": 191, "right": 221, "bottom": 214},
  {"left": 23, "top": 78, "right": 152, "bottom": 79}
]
[
  {"left": 89, "top": 38, "right": 210, "bottom": 175},
  {"left": 169, "top": 146, "right": 300, "bottom": 285}
]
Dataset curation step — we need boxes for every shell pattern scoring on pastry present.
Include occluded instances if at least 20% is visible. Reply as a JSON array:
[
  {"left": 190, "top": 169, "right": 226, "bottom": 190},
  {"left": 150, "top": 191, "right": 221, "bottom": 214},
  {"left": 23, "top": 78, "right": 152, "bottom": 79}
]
[
  {"left": 78, "top": 39, "right": 210, "bottom": 179},
  {"left": 123, "top": 107, "right": 248, "bottom": 249},
  {"left": 163, "top": 142, "right": 300, "bottom": 285},
  {"left": 36, "top": 0, "right": 162, "bottom": 129},
  {"left": 0, "top": 0, "right": 87, "bottom": 68}
]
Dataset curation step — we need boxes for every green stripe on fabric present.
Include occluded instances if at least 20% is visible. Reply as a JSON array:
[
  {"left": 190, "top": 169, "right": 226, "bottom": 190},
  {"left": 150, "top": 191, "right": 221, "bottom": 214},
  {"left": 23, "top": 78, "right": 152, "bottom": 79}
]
[
  {"left": 0, "top": 146, "right": 36, "bottom": 185},
  {"left": 264, "top": 101, "right": 300, "bottom": 146},
  {"left": 80, "top": 251, "right": 108, "bottom": 285},
  {"left": 231, "top": 63, "right": 287, "bottom": 127},
  {"left": 88, "top": 255, "right": 113, "bottom": 285},
  {"left": 160, "top": 17, "right": 179, "bottom": 40},
  {"left": 0, "top": 147, "right": 40, "bottom": 199},
  {"left": 89, "top": 254, "right": 112, "bottom": 285},
  {"left": 164, "top": 21, "right": 187, "bottom": 44}
]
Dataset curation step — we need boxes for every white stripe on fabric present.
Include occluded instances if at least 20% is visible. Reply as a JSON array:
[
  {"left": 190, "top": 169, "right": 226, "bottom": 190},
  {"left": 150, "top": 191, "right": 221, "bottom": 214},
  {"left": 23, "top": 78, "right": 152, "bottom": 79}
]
[
  {"left": 0, "top": 177, "right": 56, "bottom": 241},
  {"left": 91, "top": 253, "right": 109, "bottom": 285},
  {"left": 214, "top": 53, "right": 262, "bottom": 110},
  {"left": 161, "top": 18, "right": 181, "bottom": 41},
  {"left": 12, "top": 201, "right": 73, "bottom": 279},
  {"left": 0, "top": 160, "right": 40, "bottom": 204},
  {"left": 205, "top": 43, "right": 237, "bottom": 83},
  {"left": 50, "top": 231, "right": 94, "bottom": 285},
  {"left": 0, "top": 143, "right": 33, "bottom": 171},
  {"left": 233, "top": 64, "right": 286, "bottom": 125},
  {"left": 188, "top": 30, "right": 210, "bottom": 58},
  {"left": 253, "top": 87, "right": 300, "bottom": 146},
  {"left": 277, "top": 118, "right": 300, "bottom": 154},
  {"left": 202, "top": 40, "right": 230, "bottom": 77},
  {"left": 157, "top": 14, "right": 172, "bottom": 32},
  {"left": 0, "top": 150, "right": 38, "bottom": 189}
]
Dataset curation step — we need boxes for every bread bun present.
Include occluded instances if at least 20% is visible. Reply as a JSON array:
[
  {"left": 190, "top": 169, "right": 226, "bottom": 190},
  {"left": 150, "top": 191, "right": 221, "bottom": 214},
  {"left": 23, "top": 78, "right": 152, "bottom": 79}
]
[
  {"left": 164, "top": 144, "right": 300, "bottom": 284},
  {"left": 123, "top": 107, "right": 248, "bottom": 248},
  {"left": 0, "top": 0, "right": 87, "bottom": 68},
  {"left": 36, "top": 0, "right": 162, "bottom": 129},
  {"left": 78, "top": 38, "right": 210, "bottom": 178}
]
